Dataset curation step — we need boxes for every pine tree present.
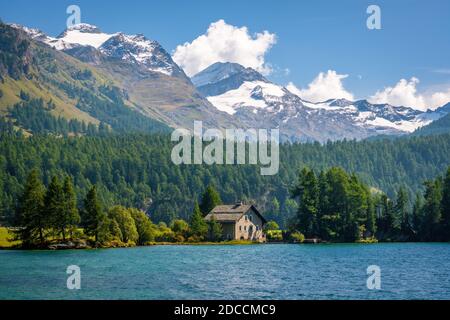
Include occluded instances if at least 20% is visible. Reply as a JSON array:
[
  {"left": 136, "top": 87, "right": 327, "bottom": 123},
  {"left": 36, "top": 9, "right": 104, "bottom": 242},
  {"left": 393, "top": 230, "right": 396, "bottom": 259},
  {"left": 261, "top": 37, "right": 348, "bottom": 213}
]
[
  {"left": 317, "top": 171, "right": 330, "bottom": 239},
  {"left": 45, "top": 176, "right": 64, "bottom": 239},
  {"left": 15, "top": 169, "right": 47, "bottom": 246},
  {"left": 376, "top": 194, "right": 395, "bottom": 240},
  {"left": 189, "top": 201, "right": 208, "bottom": 240},
  {"left": 441, "top": 167, "right": 450, "bottom": 241},
  {"left": 291, "top": 168, "right": 319, "bottom": 238},
  {"left": 422, "top": 179, "right": 443, "bottom": 241},
  {"left": 81, "top": 186, "right": 107, "bottom": 243},
  {"left": 366, "top": 196, "right": 377, "bottom": 237},
  {"left": 207, "top": 216, "right": 223, "bottom": 242},
  {"left": 324, "top": 167, "right": 350, "bottom": 241},
  {"left": 199, "top": 185, "right": 222, "bottom": 216},
  {"left": 60, "top": 176, "right": 80, "bottom": 240},
  {"left": 395, "top": 187, "right": 411, "bottom": 238},
  {"left": 412, "top": 193, "right": 423, "bottom": 239}
]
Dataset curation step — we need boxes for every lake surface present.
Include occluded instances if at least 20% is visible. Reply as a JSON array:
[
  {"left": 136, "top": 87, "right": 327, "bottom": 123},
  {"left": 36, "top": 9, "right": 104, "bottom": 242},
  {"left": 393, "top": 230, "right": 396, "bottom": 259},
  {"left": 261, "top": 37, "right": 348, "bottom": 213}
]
[{"left": 1, "top": 243, "right": 449, "bottom": 300}]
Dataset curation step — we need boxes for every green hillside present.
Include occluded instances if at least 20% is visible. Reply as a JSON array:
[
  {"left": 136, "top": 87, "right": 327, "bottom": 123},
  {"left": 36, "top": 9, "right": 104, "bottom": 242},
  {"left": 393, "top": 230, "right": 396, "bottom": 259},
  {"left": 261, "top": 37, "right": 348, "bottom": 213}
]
[{"left": 0, "top": 22, "right": 169, "bottom": 135}]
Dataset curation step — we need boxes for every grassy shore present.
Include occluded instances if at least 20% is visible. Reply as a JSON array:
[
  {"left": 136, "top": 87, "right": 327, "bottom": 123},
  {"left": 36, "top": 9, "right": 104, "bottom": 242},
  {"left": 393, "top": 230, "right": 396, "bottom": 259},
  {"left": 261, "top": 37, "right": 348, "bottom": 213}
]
[
  {"left": 0, "top": 227, "right": 262, "bottom": 249},
  {"left": 0, "top": 227, "right": 20, "bottom": 248}
]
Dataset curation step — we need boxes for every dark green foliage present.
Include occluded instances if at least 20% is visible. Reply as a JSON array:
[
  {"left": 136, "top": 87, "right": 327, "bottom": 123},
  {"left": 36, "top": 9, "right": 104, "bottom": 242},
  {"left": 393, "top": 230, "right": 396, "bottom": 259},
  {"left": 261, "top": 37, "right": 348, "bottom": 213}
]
[
  {"left": 291, "top": 166, "right": 450, "bottom": 242},
  {"left": 189, "top": 201, "right": 208, "bottom": 240},
  {"left": 0, "top": 117, "right": 16, "bottom": 136},
  {"left": 291, "top": 168, "right": 319, "bottom": 237},
  {"left": 61, "top": 176, "right": 80, "bottom": 239},
  {"left": 442, "top": 168, "right": 450, "bottom": 240},
  {"left": 8, "top": 98, "right": 94, "bottom": 135},
  {"left": 421, "top": 179, "right": 443, "bottom": 241},
  {"left": 207, "top": 216, "right": 222, "bottom": 242},
  {"left": 412, "top": 193, "right": 424, "bottom": 236},
  {"left": 395, "top": 187, "right": 412, "bottom": 237},
  {"left": 19, "top": 90, "right": 30, "bottom": 101},
  {"left": 44, "top": 176, "right": 65, "bottom": 237},
  {"left": 71, "top": 69, "right": 92, "bottom": 81},
  {"left": 1, "top": 131, "right": 450, "bottom": 229},
  {"left": 81, "top": 186, "right": 107, "bottom": 243},
  {"left": 199, "top": 185, "right": 222, "bottom": 216},
  {"left": 291, "top": 167, "right": 372, "bottom": 242},
  {"left": 14, "top": 169, "right": 46, "bottom": 246},
  {"left": 61, "top": 81, "right": 170, "bottom": 134}
]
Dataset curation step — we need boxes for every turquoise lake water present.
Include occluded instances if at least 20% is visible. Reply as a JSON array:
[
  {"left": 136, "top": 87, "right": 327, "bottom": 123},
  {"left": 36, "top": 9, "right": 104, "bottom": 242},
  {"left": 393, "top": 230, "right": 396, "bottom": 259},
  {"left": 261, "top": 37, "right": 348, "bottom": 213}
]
[{"left": 1, "top": 243, "right": 449, "bottom": 300}]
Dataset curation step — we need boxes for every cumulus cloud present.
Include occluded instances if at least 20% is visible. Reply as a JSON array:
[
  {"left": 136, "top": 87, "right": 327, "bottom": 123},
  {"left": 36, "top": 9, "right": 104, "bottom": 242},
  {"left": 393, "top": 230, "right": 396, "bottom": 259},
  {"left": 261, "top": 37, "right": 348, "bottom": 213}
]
[
  {"left": 286, "top": 70, "right": 354, "bottom": 102},
  {"left": 369, "top": 77, "right": 450, "bottom": 110},
  {"left": 172, "top": 19, "right": 276, "bottom": 77}
]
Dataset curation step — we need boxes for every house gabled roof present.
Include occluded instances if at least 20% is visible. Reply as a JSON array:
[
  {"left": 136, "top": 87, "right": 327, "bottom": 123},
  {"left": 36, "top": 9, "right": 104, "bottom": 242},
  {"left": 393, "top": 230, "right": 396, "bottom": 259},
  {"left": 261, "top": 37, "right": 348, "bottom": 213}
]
[{"left": 204, "top": 203, "right": 267, "bottom": 224}]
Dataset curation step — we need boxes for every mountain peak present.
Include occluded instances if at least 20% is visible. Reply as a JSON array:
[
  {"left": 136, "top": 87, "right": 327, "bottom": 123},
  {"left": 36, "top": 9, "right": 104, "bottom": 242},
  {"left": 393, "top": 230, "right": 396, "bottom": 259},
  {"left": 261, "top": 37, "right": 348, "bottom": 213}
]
[
  {"left": 192, "top": 62, "right": 267, "bottom": 96},
  {"left": 61, "top": 23, "right": 102, "bottom": 34},
  {"left": 99, "top": 33, "right": 180, "bottom": 76},
  {"left": 327, "top": 98, "right": 354, "bottom": 107}
]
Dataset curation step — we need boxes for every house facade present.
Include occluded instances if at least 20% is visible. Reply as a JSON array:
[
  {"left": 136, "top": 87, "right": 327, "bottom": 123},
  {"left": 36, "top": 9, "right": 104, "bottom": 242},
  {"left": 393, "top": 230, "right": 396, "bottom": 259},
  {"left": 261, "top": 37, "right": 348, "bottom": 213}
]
[{"left": 204, "top": 203, "right": 267, "bottom": 242}]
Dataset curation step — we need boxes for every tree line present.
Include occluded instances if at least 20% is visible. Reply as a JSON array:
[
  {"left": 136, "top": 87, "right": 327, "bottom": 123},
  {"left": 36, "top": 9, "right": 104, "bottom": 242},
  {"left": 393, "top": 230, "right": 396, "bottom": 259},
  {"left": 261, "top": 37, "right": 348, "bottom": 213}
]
[
  {"left": 13, "top": 169, "right": 226, "bottom": 248},
  {"left": 1, "top": 130, "right": 450, "bottom": 229},
  {"left": 290, "top": 166, "right": 450, "bottom": 242}
]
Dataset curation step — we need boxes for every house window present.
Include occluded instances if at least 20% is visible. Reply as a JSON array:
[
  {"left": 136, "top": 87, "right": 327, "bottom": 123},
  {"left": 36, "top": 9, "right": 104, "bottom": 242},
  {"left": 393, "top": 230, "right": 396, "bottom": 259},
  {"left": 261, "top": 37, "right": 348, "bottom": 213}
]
[
  {"left": 245, "top": 215, "right": 248, "bottom": 221},
  {"left": 249, "top": 215, "right": 253, "bottom": 222},
  {"left": 244, "top": 226, "right": 247, "bottom": 231},
  {"left": 239, "top": 226, "right": 242, "bottom": 231}
]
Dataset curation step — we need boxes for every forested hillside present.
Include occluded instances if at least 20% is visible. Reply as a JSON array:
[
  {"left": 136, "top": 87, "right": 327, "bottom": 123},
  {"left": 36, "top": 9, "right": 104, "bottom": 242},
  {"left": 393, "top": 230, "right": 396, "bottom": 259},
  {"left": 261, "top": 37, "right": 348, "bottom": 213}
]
[
  {"left": 0, "top": 23, "right": 169, "bottom": 135},
  {"left": 1, "top": 128, "right": 450, "bottom": 227},
  {"left": 414, "top": 110, "right": 450, "bottom": 136}
]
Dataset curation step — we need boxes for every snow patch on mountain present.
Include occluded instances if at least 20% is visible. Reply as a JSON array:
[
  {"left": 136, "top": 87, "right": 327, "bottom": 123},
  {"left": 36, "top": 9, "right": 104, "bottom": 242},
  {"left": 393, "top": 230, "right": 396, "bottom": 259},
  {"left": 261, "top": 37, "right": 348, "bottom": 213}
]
[
  {"left": 57, "top": 24, "right": 115, "bottom": 49},
  {"left": 192, "top": 62, "right": 250, "bottom": 87},
  {"left": 193, "top": 62, "right": 450, "bottom": 141},
  {"left": 207, "top": 80, "right": 287, "bottom": 115},
  {"left": 12, "top": 23, "right": 178, "bottom": 76}
]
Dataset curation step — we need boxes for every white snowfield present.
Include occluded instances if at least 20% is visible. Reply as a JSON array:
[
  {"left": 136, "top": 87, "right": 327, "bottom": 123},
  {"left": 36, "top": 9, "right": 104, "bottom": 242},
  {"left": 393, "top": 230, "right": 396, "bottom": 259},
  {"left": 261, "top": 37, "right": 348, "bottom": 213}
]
[
  {"left": 205, "top": 78, "right": 447, "bottom": 134},
  {"left": 207, "top": 81, "right": 286, "bottom": 115},
  {"left": 11, "top": 23, "right": 174, "bottom": 76}
]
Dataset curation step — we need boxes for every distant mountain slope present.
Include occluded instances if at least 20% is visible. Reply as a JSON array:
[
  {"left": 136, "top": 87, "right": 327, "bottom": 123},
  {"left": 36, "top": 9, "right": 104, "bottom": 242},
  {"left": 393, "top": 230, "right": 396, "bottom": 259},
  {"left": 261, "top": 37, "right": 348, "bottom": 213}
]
[
  {"left": 0, "top": 22, "right": 169, "bottom": 134},
  {"left": 10, "top": 23, "right": 240, "bottom": 130},
  {"left": 192, "top": 62, "right": 267, "bottom": 97},
  {"left": 413, "top": 103, "right": 450, "bottom": 136},
  {"left": 192, "top": 62, "right": 449, "bottom": 142}
]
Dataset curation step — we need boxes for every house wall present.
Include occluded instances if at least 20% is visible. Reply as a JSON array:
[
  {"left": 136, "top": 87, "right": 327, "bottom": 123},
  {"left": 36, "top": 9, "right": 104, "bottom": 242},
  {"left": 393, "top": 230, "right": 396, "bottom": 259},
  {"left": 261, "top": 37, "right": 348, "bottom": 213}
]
[
  {"left": 221, "top": 222, "right": 235, "bottom": 240},
  {"left": 234, "top": 209, "right": 265, "bottom": 242}
]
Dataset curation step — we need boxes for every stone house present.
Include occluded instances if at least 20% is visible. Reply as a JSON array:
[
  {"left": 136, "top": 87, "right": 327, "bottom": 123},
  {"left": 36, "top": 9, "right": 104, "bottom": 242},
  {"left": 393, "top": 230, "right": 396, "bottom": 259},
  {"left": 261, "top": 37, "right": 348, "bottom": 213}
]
[{"left": 204, "top": 203, "right": 267, "bottom": 242}]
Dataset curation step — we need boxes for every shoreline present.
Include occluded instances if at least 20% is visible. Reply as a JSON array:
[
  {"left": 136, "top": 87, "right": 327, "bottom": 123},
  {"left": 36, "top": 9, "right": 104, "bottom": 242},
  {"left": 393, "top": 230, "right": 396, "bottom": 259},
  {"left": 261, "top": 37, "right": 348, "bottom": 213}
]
[{"left": 2, "top": 240, "right": 449, "bottom": 251}]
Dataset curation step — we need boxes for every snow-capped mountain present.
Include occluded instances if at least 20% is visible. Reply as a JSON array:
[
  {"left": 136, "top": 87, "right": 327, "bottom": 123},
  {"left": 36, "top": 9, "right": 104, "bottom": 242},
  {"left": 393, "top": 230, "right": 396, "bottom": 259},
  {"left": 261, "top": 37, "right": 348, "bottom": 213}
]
[
  {"left": 8, "top": 22, "right": 240, "bottom": 130},
  {"left": 192, "top": 62, "right": 449, "bottom": 142},
  {"left": 8, "top": 22, "right": 449, "bottom": 142},
  {"left": 11, "top": 23, "right": 183, "bottom": 76},
  {"left": 192, "top": 62, "right": 267, "bottom": 96}
]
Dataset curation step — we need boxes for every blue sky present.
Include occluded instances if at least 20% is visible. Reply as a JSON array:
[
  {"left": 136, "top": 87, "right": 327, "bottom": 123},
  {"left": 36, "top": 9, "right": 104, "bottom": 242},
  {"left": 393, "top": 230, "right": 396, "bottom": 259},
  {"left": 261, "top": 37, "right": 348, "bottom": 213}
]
[{"left": 1, "top": 0, "right": 450, "bottom": 108}]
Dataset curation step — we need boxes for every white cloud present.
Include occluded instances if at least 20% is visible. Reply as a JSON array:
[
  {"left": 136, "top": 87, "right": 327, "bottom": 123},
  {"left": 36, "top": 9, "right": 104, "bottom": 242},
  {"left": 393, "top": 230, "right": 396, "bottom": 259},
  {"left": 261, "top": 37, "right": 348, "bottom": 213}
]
[
  {"left": 369, "top": 77, "right": 450, "bottom": 110},
  {"left": 172, "top": 19, "right": 276, "bottom": 77},
  {"left": 286, "top": 70, "right": 354, "bottom": 102}
]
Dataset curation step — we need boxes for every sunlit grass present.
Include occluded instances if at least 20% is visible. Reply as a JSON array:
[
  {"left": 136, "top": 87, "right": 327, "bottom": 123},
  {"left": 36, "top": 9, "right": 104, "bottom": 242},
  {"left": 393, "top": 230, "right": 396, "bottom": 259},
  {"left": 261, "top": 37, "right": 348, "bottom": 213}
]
[{"left": 0, "top": 227, "right": 20, "bottom": 248}]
